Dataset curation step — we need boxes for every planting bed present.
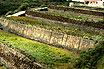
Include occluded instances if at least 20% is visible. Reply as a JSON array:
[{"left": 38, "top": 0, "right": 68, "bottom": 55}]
[
  {"left": 48, "top": 5, "right": 104, "bottom": 16},
  {"left": 0, "top": 30, "right": 79, "bottom": 68},
  {"left": 34, "top": 10, "right": 92, "bottom": 22},
  {"left": 26, "top": 11, "right": 104, "bottom": 29}
]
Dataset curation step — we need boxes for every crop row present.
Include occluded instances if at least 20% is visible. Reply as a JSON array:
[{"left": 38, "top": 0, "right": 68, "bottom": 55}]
[
  {"left": 48, "top": 5, "right": 104, "bottom": 16},
  {"left": 26, "top": 11, "right": 104, "bottom": 29},
  {"left": 34, "top": 10, "right": 92, "bottom": 22}
]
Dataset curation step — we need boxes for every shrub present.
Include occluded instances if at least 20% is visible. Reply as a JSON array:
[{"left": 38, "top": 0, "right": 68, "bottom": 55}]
[
  {"left": 5, "top": 11, "right": 14, "bottom": 16},
  {"left": 63, "top": 2, "right": 69, "bottom": 6},
  {"left": 5, "top": 3, "right": 29, "bottom": 16},
  {"left": 75, "top": 41, "right": 104, "bottom": 69},
  {"left": 40, "top": 4, "right": 47, "bottom": 7},
  {"left": 17, "top": 3, "right": 29, "bottom": 11}
]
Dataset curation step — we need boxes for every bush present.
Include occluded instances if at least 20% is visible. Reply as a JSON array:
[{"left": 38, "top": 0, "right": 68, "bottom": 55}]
[
  {"left": 63, "top": 2, "right": 69, "bottom": 6},
  {"left": 40, "top": 4, "right": 47, "bottom": 7},
  {"left": 17, "top": 3, "right": 29, "bottom": 11},
  {"left": 5, "top": 11, "right": 14, "bottom": 16},
  {"left": 75, "top": 41, "right": 104, "bottom": 69},
  {"left": 5, "top": 3, "right": 29, "bottom": 16}
]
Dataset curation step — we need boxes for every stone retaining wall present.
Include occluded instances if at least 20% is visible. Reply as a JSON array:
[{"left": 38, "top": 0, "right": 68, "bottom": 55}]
[
  {"left": 0, "top": 18, "right": 95, "bottom": 51},
  {"left": 0, "top": 42, "right": 43, "bottom": 69}
]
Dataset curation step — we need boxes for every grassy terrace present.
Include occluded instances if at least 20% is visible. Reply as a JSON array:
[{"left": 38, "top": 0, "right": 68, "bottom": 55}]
[
  {"left": 0, "top": 30, "right": 78, "bottom": 68},
  {"left": 7, "top": 16, "right": 101, "bottom": 41},
  {"left": 96, "top": 56, "right": 104, "bottom": 69},
  {"left": 33, "top": 10, "right": 93, "bottom": 22}
]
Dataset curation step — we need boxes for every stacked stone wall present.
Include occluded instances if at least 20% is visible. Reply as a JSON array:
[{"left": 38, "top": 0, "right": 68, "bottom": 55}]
[{"left": 0, "top": 42, "right": 43, "bottom": 69}]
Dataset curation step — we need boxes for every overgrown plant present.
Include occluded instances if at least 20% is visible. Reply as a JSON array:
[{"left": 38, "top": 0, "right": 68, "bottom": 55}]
[
  {"left": 5, "top": 3, "right": 29, "bottom": 16},
  {"left": 75, "top": 41, "right": 104, "bottom": 69}
]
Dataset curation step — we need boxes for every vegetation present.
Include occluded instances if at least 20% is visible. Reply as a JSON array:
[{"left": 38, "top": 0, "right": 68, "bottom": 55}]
[
  {"left": 0, "top": 30, "right": 78, "bottom": 68},
  {"left": 0, "top": 2, "right": 20, "bottom": 15},
  {"left": 96, "top": 56, "right": 104, "bottom": 69},
  {"left": 33, "top": 10, "right": 93, "bottom": 22},
  {"left": 3, "top": 0, "right": 67, "bottom": 2},
  {"left": 58, "top": 5, "right": 104, "bottom": 13},
  {"left": 40, "top": 4, "right": 47, "bottom": 7},
  {"left": 0, "top": 66, "right": 6, "bottom": 69},
  {"left": 0, "top": 0, "right": 73, "bottom": 16},
  {"left": 5, "top": 3, "right": 29, "bottom": 16},
  {"left": 75, "top": 40, "right": 104, "bottom": 69},
  {"left": 0, "top": 1, "right": 104, "bottom": 68}
]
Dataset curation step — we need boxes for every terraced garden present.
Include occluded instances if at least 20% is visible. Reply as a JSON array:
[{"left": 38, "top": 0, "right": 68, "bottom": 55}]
[
  {"left": 0, "top": 4, "right": 104, "bottom": 69},
  {"left": 0, "top": 30, "right": 78, "bottom": 68}
]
